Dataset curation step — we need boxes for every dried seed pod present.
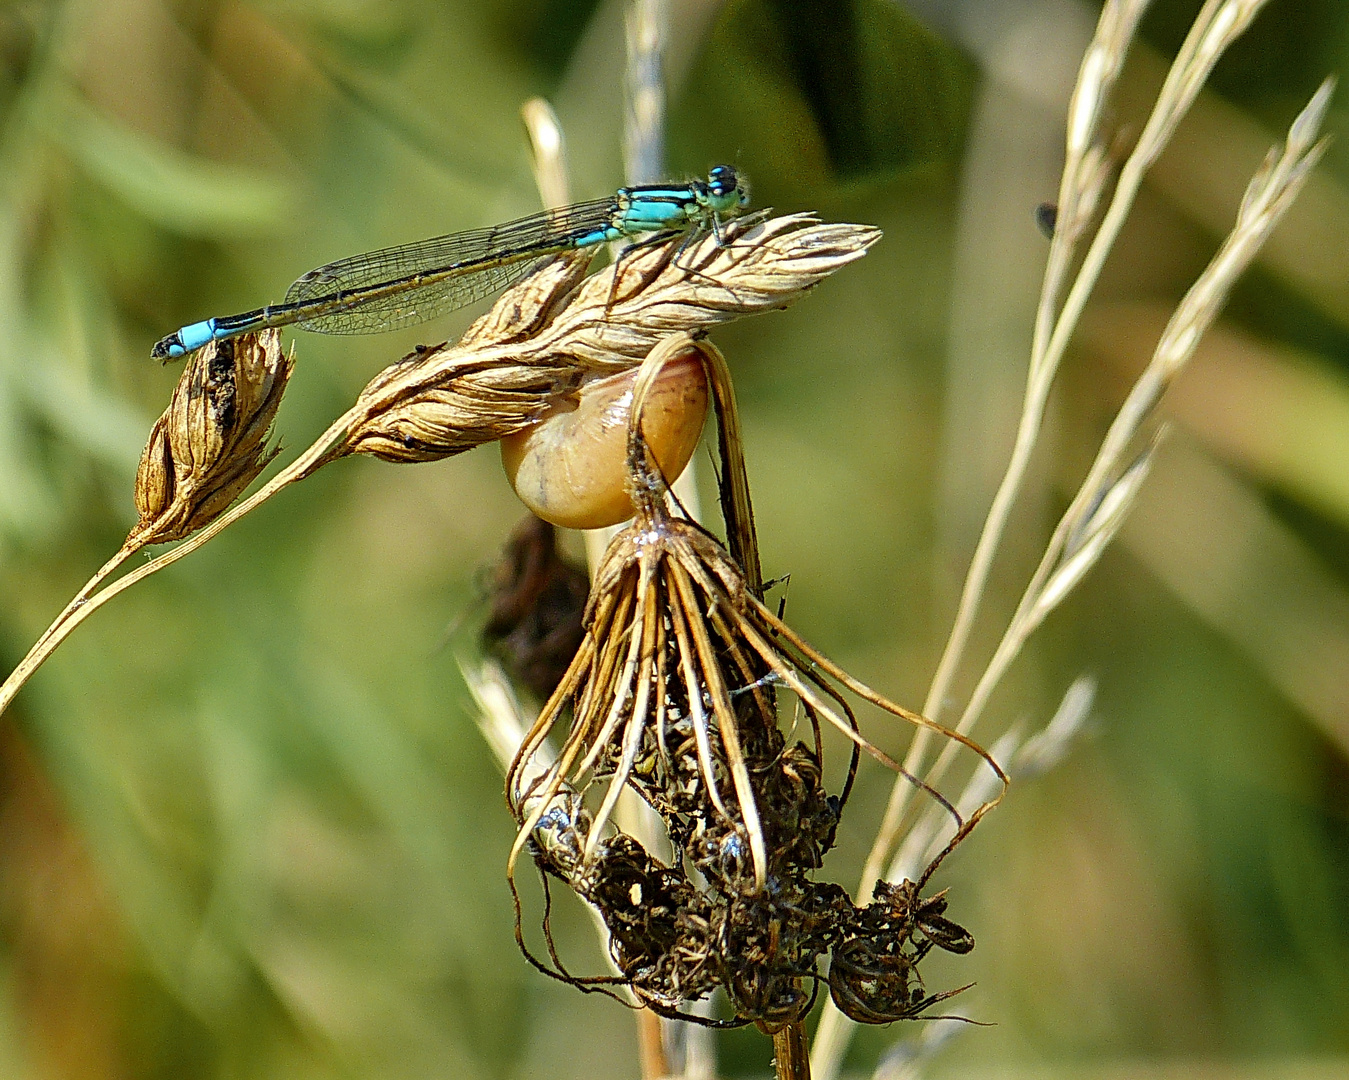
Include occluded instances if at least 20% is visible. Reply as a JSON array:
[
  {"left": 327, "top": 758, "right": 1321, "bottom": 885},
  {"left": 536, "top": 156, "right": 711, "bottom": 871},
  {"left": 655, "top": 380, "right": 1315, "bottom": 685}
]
[
  {"left": 133, "top": 330, "right": 291, "bottom": 544},
  {"left": 499, "top": 347, "right": 709, "bottom": 529}
]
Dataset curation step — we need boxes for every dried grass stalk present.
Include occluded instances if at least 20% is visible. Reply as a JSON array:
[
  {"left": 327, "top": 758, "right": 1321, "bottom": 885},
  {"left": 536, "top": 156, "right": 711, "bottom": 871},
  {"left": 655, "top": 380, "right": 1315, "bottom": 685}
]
[
  {"left": 928, "top": 73, "right": 1333, "bottom": 802},
  {"left": 811, "top": 7, "right": 1333, "bottom": 1078},
  {"left": 0, "top": 213, "right": 876, "bottom": 725},
  {"left": 856, "top": 0, "right": 1310, "bottom": 914}
]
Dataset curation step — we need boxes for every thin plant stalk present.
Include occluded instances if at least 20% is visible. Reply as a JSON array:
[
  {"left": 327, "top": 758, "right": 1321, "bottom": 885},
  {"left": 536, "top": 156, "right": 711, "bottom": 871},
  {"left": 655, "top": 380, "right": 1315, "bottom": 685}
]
[
  {"left": 860, "top": 0, "right": 1275, "bottom": 907},
  {"left": 813, "top": 5, "right": 1312, "bottom": 1079},
  {"left": 625, "top": 0, "right": 667, "bottom": 186},
  {"left": 619, "top": 17, "right": 718, "bottom": 1068},
  {"left": 522, "top": 97, "right": 571, "bottom": 212},
  {"left": 773, "top": 1024, "right": 811, "bottom": 1080},
  {"left": 0, "top": 398, "right": 362, "bottom": 718},
  {"left": 531, "top": 69, "right": 677, "bottom": 1076}
]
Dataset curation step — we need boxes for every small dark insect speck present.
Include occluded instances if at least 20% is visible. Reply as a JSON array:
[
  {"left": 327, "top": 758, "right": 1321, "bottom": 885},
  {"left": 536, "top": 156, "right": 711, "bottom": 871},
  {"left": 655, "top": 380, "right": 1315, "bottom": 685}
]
[{"left": 1035, "top": 202, "right": 1058, "bottom": 239}]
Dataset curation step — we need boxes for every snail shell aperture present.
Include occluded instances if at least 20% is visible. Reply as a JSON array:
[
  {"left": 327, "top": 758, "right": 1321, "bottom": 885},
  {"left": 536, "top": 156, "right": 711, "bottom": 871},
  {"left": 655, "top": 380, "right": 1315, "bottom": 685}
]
[{"left": 501, "top": 351, "right": 709, "bottom": 530}]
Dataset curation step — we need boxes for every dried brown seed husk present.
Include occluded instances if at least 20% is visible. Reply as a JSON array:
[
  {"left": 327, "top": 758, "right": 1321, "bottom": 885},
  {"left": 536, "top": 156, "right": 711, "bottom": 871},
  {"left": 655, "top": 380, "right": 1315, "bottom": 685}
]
[
  {"left": 132, "top": 329, "right": 291, "bottom": 545},
  {"left": 543, "top": 213, "right": 884, "bottom": 367},
  {"left": 327, "top": 255, "right": 594, "bottom": 465},
  {"left": 325, "top": 214, "right": 879, "bottom": 468}
]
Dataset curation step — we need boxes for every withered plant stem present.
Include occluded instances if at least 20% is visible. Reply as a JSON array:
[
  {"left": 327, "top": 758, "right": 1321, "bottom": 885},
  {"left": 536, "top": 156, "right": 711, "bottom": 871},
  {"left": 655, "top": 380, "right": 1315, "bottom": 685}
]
[
  {"left": 773, "top": 1023, "right": 812, "bottom": 1080},
  {"left": 700, "top": 334, "right": 808, "bottom": 1080},
  {"left": 701, "top": 337, "right": 763, "bottom": 597},
  {"left": 0, "top": 542, "right": 138, "bottom": 718},
  {"left": 637, "top": 1008, "right": 670, "bottom": 1080},
  {"left": 0, "top": 396, "right": 364, "bottom": 721}
]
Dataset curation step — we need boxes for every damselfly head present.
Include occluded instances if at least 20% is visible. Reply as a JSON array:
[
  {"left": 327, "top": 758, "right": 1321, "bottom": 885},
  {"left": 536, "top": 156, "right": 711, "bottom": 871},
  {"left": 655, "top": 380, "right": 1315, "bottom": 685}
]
[
  {"left": 708, "top": 164, "right": 737, "bottom": 197},
  {"left": 706, "top": 164, "right": 749, "bottom": 212}
]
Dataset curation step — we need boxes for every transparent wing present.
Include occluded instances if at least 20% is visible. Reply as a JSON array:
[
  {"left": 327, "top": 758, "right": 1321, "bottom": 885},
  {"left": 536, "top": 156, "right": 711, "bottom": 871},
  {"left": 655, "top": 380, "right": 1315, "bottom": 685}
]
[
  {"left": 292, "top": 257, "right": 552, "bottom": 334},
  {"left": 283, "top": 197, "right": 616, "bottom": 335}
]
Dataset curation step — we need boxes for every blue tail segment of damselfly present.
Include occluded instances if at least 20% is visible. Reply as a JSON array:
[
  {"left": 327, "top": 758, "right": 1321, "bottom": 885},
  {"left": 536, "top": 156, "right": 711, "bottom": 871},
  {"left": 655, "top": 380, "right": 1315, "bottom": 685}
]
[{"left": 152, "top": 165, "right": 750, "bottom": 361}]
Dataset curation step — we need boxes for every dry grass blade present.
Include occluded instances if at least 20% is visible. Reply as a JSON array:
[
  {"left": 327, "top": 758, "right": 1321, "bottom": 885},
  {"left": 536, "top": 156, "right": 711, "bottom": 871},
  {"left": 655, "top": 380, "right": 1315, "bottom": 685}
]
[
  {"left": 974, "top": 73, "right": 1333, "bottom": 728},
  {"left": 1041, "top": 0, "right": 1150, "bottom": 351},
  {"left": 813, "top": 12, "right": 1325, "bottom": 1080},
  {"left": 906, "top": 72, "right": 1332, "bottom": 863},
  {"left": 521, "top": 97, "right": 571, "bottom": 211},
  {"left": 0, "top": 211, "right": 876, "bottom": 727},
  {"left": 624, "top": 0, "right": 666, "bottom": 186},
  {"left": 856, "top": 0, "right": 1295, "bottom": 915}
]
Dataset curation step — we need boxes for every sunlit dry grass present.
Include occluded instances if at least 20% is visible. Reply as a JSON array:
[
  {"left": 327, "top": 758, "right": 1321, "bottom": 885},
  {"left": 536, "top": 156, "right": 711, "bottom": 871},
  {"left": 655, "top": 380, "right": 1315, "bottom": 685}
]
[{"left": 0, "top": 2, "right": 1345, "bottom": 1079}]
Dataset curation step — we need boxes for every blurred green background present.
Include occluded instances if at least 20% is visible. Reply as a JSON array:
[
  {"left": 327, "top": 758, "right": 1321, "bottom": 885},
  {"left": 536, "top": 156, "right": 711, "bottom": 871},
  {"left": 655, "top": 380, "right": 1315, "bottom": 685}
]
[{"left": 0, "top": 0, "right": 1347, "bottom": 1077}]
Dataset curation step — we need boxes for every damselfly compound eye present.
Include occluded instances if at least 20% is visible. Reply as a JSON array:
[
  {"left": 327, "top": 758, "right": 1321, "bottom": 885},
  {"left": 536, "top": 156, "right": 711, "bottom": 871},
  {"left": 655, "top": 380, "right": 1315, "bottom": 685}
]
[{"left": 500, "top": 350, "right": 709, "bottom": 530}]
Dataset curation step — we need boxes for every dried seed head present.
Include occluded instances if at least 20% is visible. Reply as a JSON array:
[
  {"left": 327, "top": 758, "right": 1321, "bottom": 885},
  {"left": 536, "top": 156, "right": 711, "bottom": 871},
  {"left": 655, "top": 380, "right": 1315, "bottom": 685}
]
[
  {"left": 325, "top": 215, "right": 878, "bottom": 469},
  {"left": 500, "top": 344, "right": 709, "bottom": 529},
  {"left": 481, "top": 516, "right": 590, "bottom": 701},
  {"left": 336, "top": 356, "right": 585, "bottom": 465},
  {"left": 508, "top": 339, "right": 1005, "bottom": 889},
  {"left": 542, "top": 213, "right": 883, "bottom": 368},
  {"left": 132, "top": 330, "right": 291, "bottom": 544},
  {"left": 505, "top": 337, "right": 1006, "bottom": 1028},
  {"left": 326, "top": 255, "right": 595, "bottom": 466}
]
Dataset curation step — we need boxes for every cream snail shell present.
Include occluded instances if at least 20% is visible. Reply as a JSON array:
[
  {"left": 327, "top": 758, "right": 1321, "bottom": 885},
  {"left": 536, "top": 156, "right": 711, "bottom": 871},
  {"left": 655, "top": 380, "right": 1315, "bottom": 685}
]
[{"left": 501, "top": 352, "right": 709, "bottom": 530}]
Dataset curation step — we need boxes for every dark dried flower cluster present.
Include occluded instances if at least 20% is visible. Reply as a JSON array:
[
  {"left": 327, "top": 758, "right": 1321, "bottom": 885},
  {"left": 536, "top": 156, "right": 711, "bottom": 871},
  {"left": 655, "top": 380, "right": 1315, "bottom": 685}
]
[
  {"left": 505, "top": 346, "right": 1006, "bottom": 1031},
  {"left": 482, "top": 516, "right": 589, "bottom": 702}
]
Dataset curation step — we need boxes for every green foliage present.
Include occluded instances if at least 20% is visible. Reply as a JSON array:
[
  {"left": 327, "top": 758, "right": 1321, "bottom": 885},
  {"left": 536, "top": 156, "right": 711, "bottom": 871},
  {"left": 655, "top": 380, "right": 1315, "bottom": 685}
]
[{"left": 0, "top": 1, "right": 1346, "bottom": 1078}]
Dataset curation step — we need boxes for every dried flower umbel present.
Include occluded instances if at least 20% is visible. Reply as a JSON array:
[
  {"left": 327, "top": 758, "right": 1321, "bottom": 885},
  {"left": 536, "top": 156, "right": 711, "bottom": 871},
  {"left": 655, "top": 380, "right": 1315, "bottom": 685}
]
[
  {"left": 506, "top": 336, "right": 1008, "bottom": 1031},
  {"left": 482, "top": 516, "right": 590, "bottom": 702}
]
